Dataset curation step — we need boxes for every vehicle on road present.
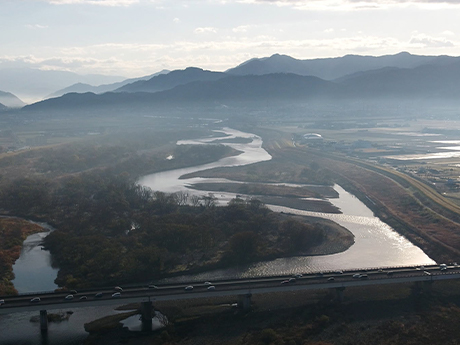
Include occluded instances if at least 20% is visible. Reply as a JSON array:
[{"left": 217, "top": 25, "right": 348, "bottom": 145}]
[
  {"left": 352, "top": 274, "right": 361, "bottom": 279},
  {"left": 204, "top": 281, "right": 212, "bottom": 285},
  {"left": 112, "top": 292, "right": 121, "bottom": 298},
  {"left": 30, "top": 297, "right": 41, "bottom": 303},
  {"left": 79, "top": 296, "right": 87, "bottom": 300},
  {"left": 327, "top": 277, "right": 335, "bottom": 281},
  {"left": 0, "top": 299, "right": 4, "bottom": 305},
  {"left": 207, "top": 286, "right": 216, "bottom": 291},
  {"left": 148, "top": 285, "right": 158, "bottom": 289},
  {"left": 95, "top": 292, "right": 103, "bottom": 298},
  {"left": 185, "top": 285, "right": 194, "bottom": 291},
  {"left": 64, "top": 294, "right": 74, "bottom": 300},
  {"left": 281, "top": 280, "right": 290, "bottom": 285},
  {"left": 114, "top": 286, "right": 123, "bottom": 292}
]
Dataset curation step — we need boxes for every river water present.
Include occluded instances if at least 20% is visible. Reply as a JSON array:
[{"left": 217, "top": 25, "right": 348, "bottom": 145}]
[
  {"left": 1, "top": 127, "right": 434, "bottom": 344},
  {"left": 139, "top": 127, "right": 435, "bottom": 282}
]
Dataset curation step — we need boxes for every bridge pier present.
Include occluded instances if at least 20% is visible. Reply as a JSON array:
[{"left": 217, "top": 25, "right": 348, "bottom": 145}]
[
  {"left": 335, "top": 287, "right": 345, "bottom": 303},
  {"left": 40, "top": 310, "right": 48, "bottom": 333},
  {"left": 140, "top": 301, "right": 154, "bottom": 332},
  {"left": 238, "top": 293, "right": 252, "bottom": 311}
]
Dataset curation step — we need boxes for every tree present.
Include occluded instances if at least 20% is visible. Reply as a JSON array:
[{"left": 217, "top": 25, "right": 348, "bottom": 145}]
[{"left": 227, "top": 231, "right": 260, "bottom": 263}]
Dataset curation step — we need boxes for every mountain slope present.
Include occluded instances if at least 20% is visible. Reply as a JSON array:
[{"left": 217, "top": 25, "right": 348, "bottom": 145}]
[
  {"left": 338, "top": 61, "right": 460, "bottom": 98},
  {"left": 0, "top": 90, "right": 26, "bottom": 108},
  {"left": 115, "top": 67, "right": 226, "bottom": 93},
  {"left": 48, "top": 70, "right": 170, "bottom": 98},
  {"left": 227, "top": 52, "right": 460, "bottom": 80}
]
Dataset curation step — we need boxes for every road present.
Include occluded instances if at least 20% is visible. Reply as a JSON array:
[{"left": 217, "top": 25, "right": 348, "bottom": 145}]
[{"left": 1, "top": 264, "right": 458, "bottom": 314}]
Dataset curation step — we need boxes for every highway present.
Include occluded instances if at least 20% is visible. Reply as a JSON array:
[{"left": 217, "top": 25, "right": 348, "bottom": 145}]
[{"left": 1, "top": 264, "right": 458, "bottom": 314}]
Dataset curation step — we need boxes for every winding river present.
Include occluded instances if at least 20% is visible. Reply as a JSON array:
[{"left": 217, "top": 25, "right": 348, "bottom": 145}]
[
  {"left": 1, "top": 127, "right": 435, "bottom": 344},
  {"left": 139, "top": 127, "right": 435, "bottom": 282}
]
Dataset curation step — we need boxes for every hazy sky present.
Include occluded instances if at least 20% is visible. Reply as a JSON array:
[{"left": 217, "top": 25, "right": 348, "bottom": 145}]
[{"left": 1, "top": 0, "right": 460, "bottom": 77}]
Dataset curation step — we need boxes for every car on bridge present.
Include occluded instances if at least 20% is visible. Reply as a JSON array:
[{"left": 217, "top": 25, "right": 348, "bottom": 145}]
[
  {"left": 30, "top": 297, "right": 41, "bottom": 303},
  {"left": 64, "top": 294, "right": 74, "bottom": 300},
  {"left": 95, "top": 292, "right": 103, "bottom": 298},
  {"left": 112, "top": 292, "right": 121, "bottom": 298},
  {"left": 185, "top": 285, "right": 194, "bottom": 291},
  {"left": 207, "top": 286, "right": 216, "bottom": 291},
  {"left": 0, "top": 299, "right": 4, "bottom": 306}
]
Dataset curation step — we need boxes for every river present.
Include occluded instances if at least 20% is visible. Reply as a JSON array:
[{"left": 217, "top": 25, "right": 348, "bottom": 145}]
[
  {"left": 139, "top": 127, "right": 435, "bottom": 282},
  {"left": 1, "top": 127, "right": 434, "bottom": 344}
]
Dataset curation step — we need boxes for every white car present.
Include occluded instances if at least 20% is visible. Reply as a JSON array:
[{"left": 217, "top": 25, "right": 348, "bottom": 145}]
[
  {"left": 185, "top": 285, "right": 194, "bottom": 291},
  {"left": 0, "top": 299, "right": 4, "bottom": 306},
  {"left": 30, "top": 297, "right": 41, "bottom": 303},
  {"left": 111, "top": 292, "right": 121, "bottom": 298},
  {"left": 207, "top": 286, "right": 216, "bottom": 291},
  {"left": 64, "top": 294, "right": 74, "bottom": 300}
]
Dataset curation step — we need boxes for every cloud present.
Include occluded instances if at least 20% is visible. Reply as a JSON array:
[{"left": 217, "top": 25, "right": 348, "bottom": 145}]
[
  {"left": 409, "top": 34, "right": 454, "bottom": 48},
  {"left": 234, "top": 0, "right": 460, "bottom": 10},
  {"left": 26, "top": 24, "right": 49, "bottom": 29},
  {"left": 232, "top": 25, "right": 253, "bottom": 33},
  {"left": 194, "top": 27, "right": 218, "bottom": 34},
  {"left": 173, "top": 17, "right": 181, "bottom": 23},
  {"left": 45, "top": 0, "right": 141, "bottom": 6}
]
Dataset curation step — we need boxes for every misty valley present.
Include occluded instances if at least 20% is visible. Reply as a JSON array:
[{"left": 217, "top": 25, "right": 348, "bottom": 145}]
[{"left": 3, "top": 52, "right": 460, "bottom": 344}]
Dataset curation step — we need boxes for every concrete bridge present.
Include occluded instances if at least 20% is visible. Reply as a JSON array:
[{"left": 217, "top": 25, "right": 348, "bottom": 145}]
[{"left": 0, "top": 264, "right": 458, "bottom": 333}]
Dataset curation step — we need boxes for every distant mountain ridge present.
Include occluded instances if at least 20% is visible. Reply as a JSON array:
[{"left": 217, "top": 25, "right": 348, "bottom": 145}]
[
  {"left": 13, "top": 51, "right": 460, "bottom": 117},
  {"left": 0, "top": 68, "right": 125, "bottom": 102},
  {"left": 0, "top": 90, "right": 25, "bottom": 108},
  {"left": 226, "top": 52, "right": 460, "bottom": 80},
  {"left": 48, "top": 69, "right": 170, "bottom": 98},
  {"left": 115, "top": 67, "right": 227, "bottom": 93}
]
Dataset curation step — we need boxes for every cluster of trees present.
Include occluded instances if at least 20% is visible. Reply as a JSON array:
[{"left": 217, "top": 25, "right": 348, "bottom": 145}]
[{"left": 0, "top": 169, "right": 329, "bottom": 289}]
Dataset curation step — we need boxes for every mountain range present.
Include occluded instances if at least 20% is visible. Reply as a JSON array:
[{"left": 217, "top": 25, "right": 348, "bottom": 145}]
[
  {"left": 8, "top": 52, "right": 460, "bottom": 115},
  {"left": 48, "top": 69, "right": 170, "bottom": 98},
  {"left": 225, "top": 52, "right": 460, "bottom": 80}
]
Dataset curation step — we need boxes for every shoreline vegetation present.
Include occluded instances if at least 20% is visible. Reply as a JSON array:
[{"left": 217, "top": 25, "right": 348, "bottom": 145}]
[{"left": 0, "top": 128, "right": 353, "bottom": 293}]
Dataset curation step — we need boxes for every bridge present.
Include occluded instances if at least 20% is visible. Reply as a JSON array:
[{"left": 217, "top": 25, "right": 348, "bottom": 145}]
[{"left": 1, "top": 264, "right": 458, "bottom": 332}]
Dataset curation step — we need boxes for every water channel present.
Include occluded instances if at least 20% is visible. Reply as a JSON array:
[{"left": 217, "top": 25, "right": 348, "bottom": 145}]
[{"left": 1, "top": 127, "right": 435, "bottom": 344}]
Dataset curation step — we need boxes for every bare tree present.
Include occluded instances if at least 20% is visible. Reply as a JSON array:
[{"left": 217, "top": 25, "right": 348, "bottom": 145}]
[{"left": 190, "top": 195, "right": 201, "bottom": 207}]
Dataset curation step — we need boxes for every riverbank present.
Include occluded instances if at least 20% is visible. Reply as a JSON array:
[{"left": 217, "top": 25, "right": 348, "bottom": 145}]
[{"left": 0, "top": 217, "right": 45, "bottom": 295}]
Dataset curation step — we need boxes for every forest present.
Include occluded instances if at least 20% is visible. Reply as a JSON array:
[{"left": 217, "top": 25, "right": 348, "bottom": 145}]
[{"left": 0, "top": 170, "right": 328, "bottom": 289}]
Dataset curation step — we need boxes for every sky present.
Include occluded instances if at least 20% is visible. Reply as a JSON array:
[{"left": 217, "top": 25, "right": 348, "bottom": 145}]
[{"left": 1, "top": 0, "right": 460, "bottom": 78}]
